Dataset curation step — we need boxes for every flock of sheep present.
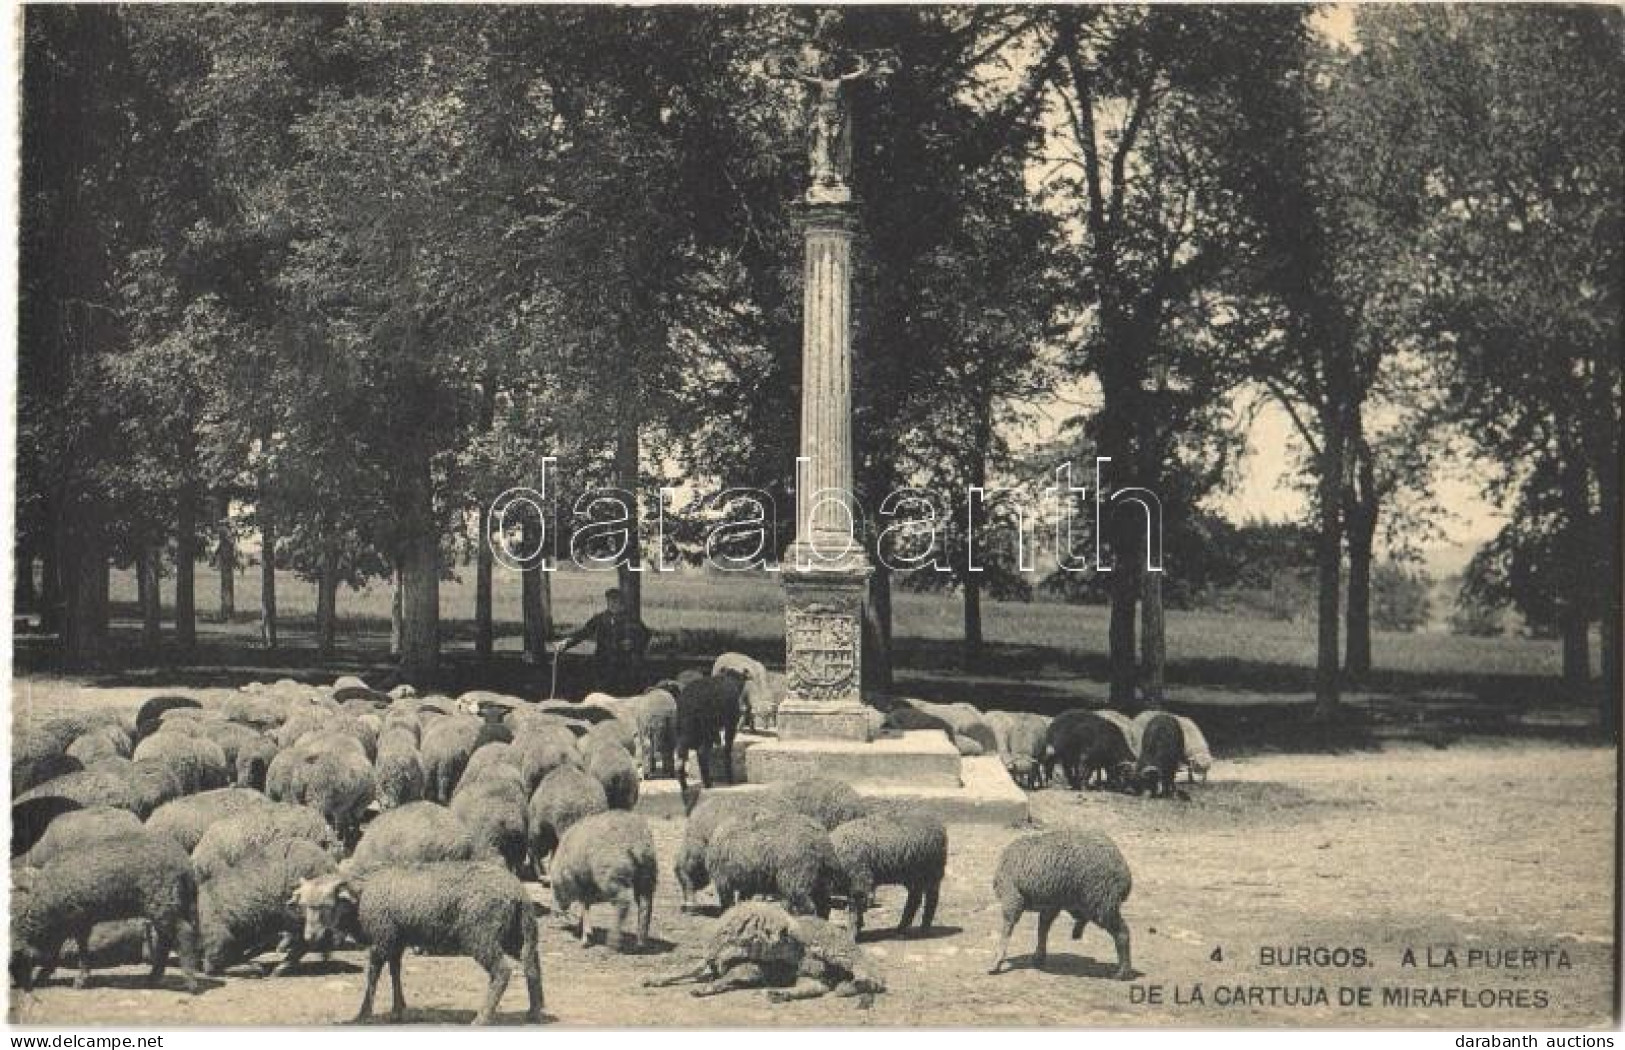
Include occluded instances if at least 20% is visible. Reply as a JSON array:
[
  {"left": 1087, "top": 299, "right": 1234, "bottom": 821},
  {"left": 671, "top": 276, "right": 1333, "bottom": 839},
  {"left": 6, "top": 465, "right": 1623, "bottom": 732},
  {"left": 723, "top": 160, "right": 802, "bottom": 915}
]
[{"left": 10, "top": 659, "right": 1206, "bottom": 1022}]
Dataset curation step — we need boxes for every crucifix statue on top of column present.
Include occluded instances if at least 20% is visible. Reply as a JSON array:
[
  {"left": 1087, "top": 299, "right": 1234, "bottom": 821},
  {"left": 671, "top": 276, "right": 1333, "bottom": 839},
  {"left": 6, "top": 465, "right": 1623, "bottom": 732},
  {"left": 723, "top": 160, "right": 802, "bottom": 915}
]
[{"left": 767, "top": 10, "right": 897, "bottom": 204}]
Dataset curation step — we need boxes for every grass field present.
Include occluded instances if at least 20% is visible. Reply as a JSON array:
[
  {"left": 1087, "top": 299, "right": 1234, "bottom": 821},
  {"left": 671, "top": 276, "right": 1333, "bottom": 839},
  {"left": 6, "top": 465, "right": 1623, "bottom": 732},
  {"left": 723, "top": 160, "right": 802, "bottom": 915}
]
[{"left": 96, "top": 562, "right": 1579, "bottom": 677}]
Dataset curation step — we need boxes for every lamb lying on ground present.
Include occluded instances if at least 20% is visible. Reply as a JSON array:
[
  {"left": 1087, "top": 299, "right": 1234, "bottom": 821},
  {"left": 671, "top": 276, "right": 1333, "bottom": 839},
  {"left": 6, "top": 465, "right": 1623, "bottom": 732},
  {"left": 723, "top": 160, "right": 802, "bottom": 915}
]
[{"left": 644, "top": 901, "right": 884, "bottom": 1006}]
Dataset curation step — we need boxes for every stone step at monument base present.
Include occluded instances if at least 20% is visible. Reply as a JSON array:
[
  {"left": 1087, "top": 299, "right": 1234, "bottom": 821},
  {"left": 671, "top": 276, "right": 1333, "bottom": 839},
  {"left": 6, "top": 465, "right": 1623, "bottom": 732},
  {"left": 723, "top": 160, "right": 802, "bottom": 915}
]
[
  {"left": 634, "top": 753, "right": 1030, "bottom": 826},
  {"left": 742, "top": 729, "right": 963, "bottom": 787}
]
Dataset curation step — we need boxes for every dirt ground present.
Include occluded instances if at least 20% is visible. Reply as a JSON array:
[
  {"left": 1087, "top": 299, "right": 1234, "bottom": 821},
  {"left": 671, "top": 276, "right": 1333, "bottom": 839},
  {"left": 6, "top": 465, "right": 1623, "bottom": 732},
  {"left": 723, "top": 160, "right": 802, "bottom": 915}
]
[{"left": 7, "top": 683, "right": 1618, "bottom": 1028}]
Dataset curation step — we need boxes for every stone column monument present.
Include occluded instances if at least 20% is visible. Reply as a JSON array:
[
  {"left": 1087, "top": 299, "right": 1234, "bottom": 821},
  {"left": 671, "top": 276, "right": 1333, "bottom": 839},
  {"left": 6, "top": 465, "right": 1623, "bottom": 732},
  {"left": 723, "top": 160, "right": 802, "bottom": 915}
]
[{"left": 770, "top": 20, "right": 894, "bottom": 743}]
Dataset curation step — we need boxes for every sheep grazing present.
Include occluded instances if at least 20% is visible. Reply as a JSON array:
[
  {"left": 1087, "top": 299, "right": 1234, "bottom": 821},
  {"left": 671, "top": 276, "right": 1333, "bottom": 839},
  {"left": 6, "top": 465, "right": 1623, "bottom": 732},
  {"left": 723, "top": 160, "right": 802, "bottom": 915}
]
[
  {"left": 509, "top": 724, "right": 579, "bottom": 792},
  {"left": 1173, "top": 714, "right": 1213, "bottom": 782},
  {"left": 420, "top": 716, "right": 483, "bottom": 803},
  {"left": 234, "top": 736, "right": 279, "bottom": 791},
  {"left": 65, "top": 724, "right": 132, "bottom": 767},
  {"left": 770, "top": 777, "right": 870, "bottom": 830},
  {"left": 289, "top": 862, "right": 544, "bottom": 1025},
  {"left": 11, "top": 836, "right": 203, "bottom": 993},
  {"left": 645, "top": 901, "right": 885, "bottom": 1006},
  {"left": 13, "top": 752, "right": 84, "bottom": 797},
  {"left": 17, "top": 805, "right": 138, "bottom": 868},
  {"left": 131, "top": 732, "right": 232, "bottom": 795},
  {"left": 549, "top": 810, "right": 658, "bottom": 951},
  {"left": 632, "top": 687, "right": 678, "bottom": 779},
  {"left": 18, "top": 762, "right": 184, "bottom": 820},
  {"left": 711, "top": 652, "right": 779, "bottom": 732},
  {"left": 12, "top": 797, "right": 86, "bottom": 860},
  {"left": 450, "top": 778, "right": 531, "bottom": 875},
  {"left": 675, "top": 671, "right": 747, "bottom": 788},
  {"left": 275, "top": 733, "right": 375, "bottom": 846},
  {"left": 584, "top": 716, "right": 637, "bottom": 756},
  {"left": 373, "top": 731, "right": 426, "bottom": 811},
  {"left": 1132, "top": 713, "right": 1186, "bottom": 799},
  {"left": 198, "top": 838, "right": 338, "bottom": 976},
  {"left": 192, "top": 804, "right": 339, "bottom": 883},
  {"left": 705, "top": 810, "right": 840, "bottom": 917},
  {"left": 829, "top": 808, "right": 948, "bottom": 936},
  {"left": 527, "top": 765, "right": 609, "bottom": 869},
  {"left": 582, "top": 738, "right": 640, "bottom": 810},
  {"left": 146, "top": 788, "right": 277, "bottom": 853},
  {"left": 1044, "top": 710, "right": 1135, "bottom": 791},
  {"left": 673, "top": 791, "right": 776, "bottom": 912},
  {"left": 457, "top": 742, "right": 518, "bottom": 793},
  {"left": 133, "top": 695, "right": 203, "bottom": 741},
  {"left": 347, "top": 801, "right": 484, "bottom": 877},
  {"left": 988, "top": 828, "right": 1133, "bottom": 980}
]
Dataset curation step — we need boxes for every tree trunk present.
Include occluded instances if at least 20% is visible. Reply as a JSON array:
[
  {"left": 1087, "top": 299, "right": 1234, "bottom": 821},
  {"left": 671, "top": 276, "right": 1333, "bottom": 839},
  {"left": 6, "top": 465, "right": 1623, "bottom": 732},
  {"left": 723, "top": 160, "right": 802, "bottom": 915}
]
[
  {"left": 475, "top": 501, "right": 494, "bottom": 660},
  {"left": 39, "top": 534, "right": 60, "bottom": 634},
  {"left": 1105, "top": 494, "right": 1142, "bottom": 708},
  {"left": 1559, "top": 601, "right": 1591, "bottom": 688},
  {"left": 1594, "top": 455, "right": 1621, "bottom": 742},
  {"left": 399, "top": 530, "right": 439, "bottom": 680},
  {"left": 316, "top": 547, "right": 340, "bottom": 659},
  {"left": 1344, "top": 435, "right": 1378, "bottom": 682},
  {"left": 138, "top": 546, "right": 162, "bottom": 650},
  {"left": 962, "top": 573, "right": 984, "bottom": 670},
  {"left": 258, "top": 470, "right": 278, "bottom": 650},
  {"left": 1140, "top": 567, "right": 1166, "bottom": 705},
  {"left": 865, "top": 561, "right": 895, "bottom": 693},
  {"left": 58, "top": 508, "right": 108, "bottom": 664},
  {"left": 1345, "top": 504, "right": 1376, "bottom": 683},
  {"left": 614, "top": 410, "right": 643, "bottom": 623},
  {"left": 389, "top": 567, "right": 403, "bottom": 658},
  {"left": 1313, "top": 421, "right": 1345, "bottom": 719},
  {"left": 214, "top": 495, "right": 235, "bottom": 624},
  {"left": 175, "top": 482, "right": 197, "bottom": 651},
  {"left": 14, "top": 538, "right": 35, "bottom": 612}
]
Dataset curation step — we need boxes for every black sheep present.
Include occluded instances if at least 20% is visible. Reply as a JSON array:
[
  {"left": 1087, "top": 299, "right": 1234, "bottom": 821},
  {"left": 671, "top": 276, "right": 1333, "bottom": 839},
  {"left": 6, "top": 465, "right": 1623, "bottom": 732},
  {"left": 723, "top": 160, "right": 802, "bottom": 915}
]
[
  {"left": 1043, "top": 711, "right": 1134, "bottom": 791},
  {"left": 1134, "top": 713, "right": 1186, "bottom": 799},
  {"left": 675, "top": 671, "right": 746, "bottom": 788}
]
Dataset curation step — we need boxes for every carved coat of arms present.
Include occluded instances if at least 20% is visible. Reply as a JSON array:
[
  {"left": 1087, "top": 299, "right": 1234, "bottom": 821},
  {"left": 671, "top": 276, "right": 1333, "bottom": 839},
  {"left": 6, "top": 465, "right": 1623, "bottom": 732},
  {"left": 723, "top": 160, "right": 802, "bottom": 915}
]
[{"left": 786, "top": 605, "right": 859, "bottom": 699}]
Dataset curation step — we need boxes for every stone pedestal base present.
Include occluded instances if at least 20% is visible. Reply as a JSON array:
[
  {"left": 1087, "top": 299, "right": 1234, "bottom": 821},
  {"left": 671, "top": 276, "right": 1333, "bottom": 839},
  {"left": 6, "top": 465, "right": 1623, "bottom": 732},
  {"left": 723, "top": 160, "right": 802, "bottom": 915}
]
[
  {"left": 774, "top": 699, "right": 877, "bottom": 742},
  {"left": 745, "top": 729, "right": 961, "bottom": 786},
  {"left": 780, "top": 562, "right": 871, "bottom": 739}
]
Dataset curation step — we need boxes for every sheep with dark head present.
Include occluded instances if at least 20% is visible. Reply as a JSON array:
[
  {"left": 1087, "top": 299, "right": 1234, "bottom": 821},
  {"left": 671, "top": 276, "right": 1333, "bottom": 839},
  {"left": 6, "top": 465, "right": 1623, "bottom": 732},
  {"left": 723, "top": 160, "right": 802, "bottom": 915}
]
[
  {"left": 675, "top": 671, "right": 746, "bottom": 788},
  {"left": 234, "top": 735, "right": 279, "bottom": 792},
  {"left": 988, "top": 827, "right": 1133, "bottom": 979},
  {"left": 198, "top": 837, "right": 337, "bottom": 976},
  {"left": 549, "top": 810, "right": 658, "bottom": 951},
  {"left": 527, "top": 765, "right": 608, "bottom": 870},
  {"left": 18, "top": 761, "right": 184, "bottom": 820},
  {"left": 705, "top": 810, "right": 840, "bottom": 917},
  {"left": 1132, "top": 712, "right": 1186, "bottom": 799},
  {"left": 1043, "top": 710, "right": 1135, "bottom": 791},
  {"left": 289, "top": 861, "right": 543, "bottom": 1025},
  {"left": 11, "top": 835, "right": 202, "bottom": 993},
  {"left": 829, "top": 807, "right": 948, "bottom": 936}
]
